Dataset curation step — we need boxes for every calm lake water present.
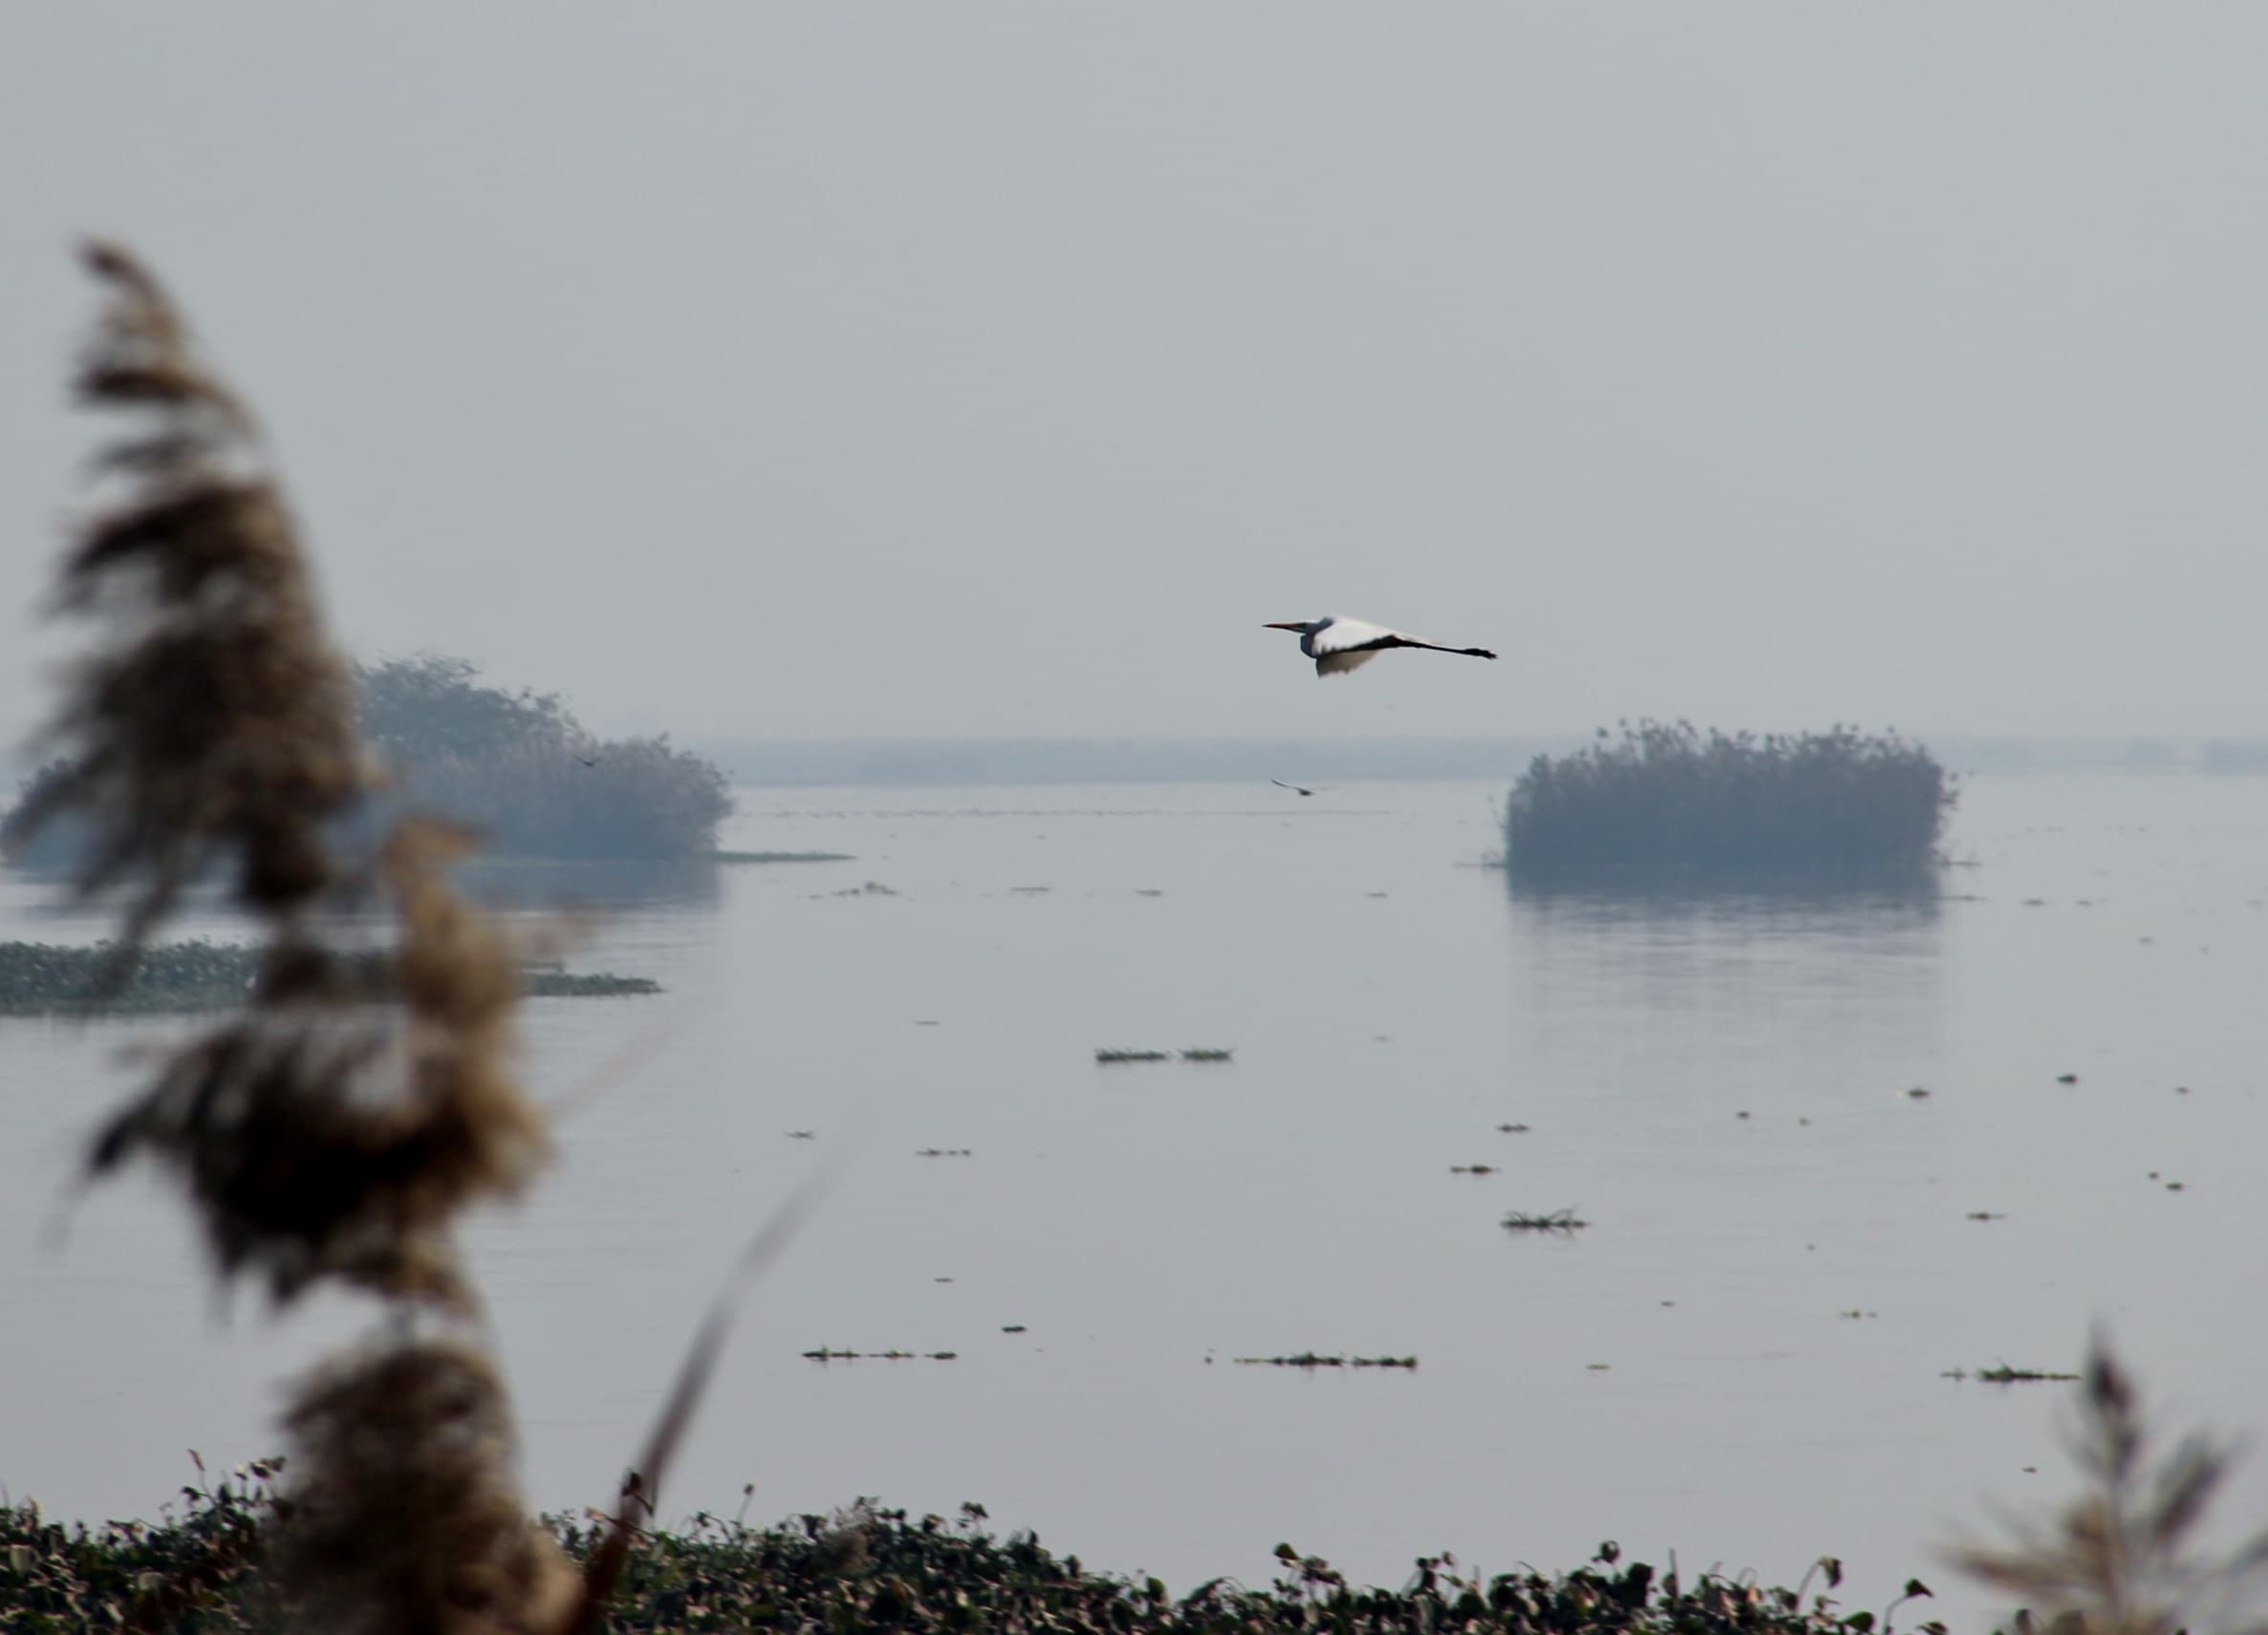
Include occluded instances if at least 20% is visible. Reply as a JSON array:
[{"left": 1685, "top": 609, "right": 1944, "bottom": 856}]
[{"left": 7, "top": 772, "right": 2268, "bottom": 1630}]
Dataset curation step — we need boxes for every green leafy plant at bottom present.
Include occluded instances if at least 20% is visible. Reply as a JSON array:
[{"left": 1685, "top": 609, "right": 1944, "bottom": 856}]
[{"left": 0, "top": 1482, "right": 1937, "bottom": 1634}]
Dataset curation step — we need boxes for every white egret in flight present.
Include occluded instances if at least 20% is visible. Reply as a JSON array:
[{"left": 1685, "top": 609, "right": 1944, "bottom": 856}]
[{"left": 1263, "top": 614, "right": 1497, "bottom": 677}]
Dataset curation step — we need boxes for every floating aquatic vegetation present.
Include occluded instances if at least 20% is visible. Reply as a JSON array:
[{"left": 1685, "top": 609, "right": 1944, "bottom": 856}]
[
  {"left": 801, "top": 1348, "right": 959, "bottom": 1363},
  {"left": 1094, "top": 1048, "right": 1171, "bottom": 1064},
  {"left": 1966, "top": 1212, "right": 2007, "bottom": 1222},
  {"left": 1233, "top": 1353, "right": 1418, "bottom": 1369},
  {"left": 1179, "top": 1047, "right": 1234, "bottom": 1062},
  {"left": 0, "top": 938, "right": 656, "bottom": 1015},
  {"left": 1944, "top": 1365, "right": 2082, "bottom": 1384},
  {"left": 1497, "top": 1122, "right": 1532, "bottom": 1133},
  {"left": 1450, "top": 1164, "right": 1500, "bottom": 1175},
  {"left": 3, "top": 1485, "right": 1932, "bottom": 1635},
  {"left": 1501, "top": 1208, "right": 1588, "bottom": 1232},
  {"left": 916, "top": 1148, "right": 973, "bottom": 1158}
]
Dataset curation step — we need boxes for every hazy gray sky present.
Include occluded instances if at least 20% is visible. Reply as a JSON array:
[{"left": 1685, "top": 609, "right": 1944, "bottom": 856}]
[{"left": 5, "top": 6, "right": 2266, "bottom": 746}]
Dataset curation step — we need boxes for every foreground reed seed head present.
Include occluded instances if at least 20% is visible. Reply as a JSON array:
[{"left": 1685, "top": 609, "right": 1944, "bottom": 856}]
[
  {"left": 277, "top": 1336, "right": 577, "bottom": 1635},
  {"left": 85, "top": 822, "right": 551, "bottom": 1311},
  {"left": 1950, "top": 1342, "right": 2268, "bottom": 1635},
  {"left": 22, "top": 240, "right": 366, "bottom": 949}
]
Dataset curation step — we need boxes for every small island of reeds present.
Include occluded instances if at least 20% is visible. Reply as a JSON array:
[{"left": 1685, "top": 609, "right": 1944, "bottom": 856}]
[{"left": 1502, "top": 721, "right": 1953, "bottom": 890}]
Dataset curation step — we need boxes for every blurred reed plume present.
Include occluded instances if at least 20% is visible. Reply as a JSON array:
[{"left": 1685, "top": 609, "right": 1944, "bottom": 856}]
[
  {"left": 1952, "top": 1341, "right": 2268, "bottom": 1635},
  {"left": 86, "top": 815, "right": 551, "bottom": 1312},
  {"left": 32, "top": 241, "right": 573, "bottom": 1632},
  {"left": 21, "top": 241, "right": 366, "bottom": 957},
  {"left": 276, "top": 1337, "right": 577, "bottom": 1635}
]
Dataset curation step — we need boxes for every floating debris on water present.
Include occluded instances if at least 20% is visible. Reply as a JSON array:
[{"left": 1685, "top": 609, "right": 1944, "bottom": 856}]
[
  {"left": 1001, "top": 1324, "right": 1026, "bottom": 1334},
  {"left": 1840, "top": 1309, "right": 1879, "bottom": 1320},
  {"left": 787, "top": 1129, "right": 816, "bottom": 1141},
  {"left": 1944, "top": 1365, "right": 2081, "bottom": 1384},
  {"left": 1233, "top": 1353, "right": 1416, "bottom": 1369},
  {"left": 1449, "top": 1165, "right": 1499, "bottom": 1175},
  {"left": 1095, "top": 1048, "right": 1172, "bottom": 1064},
  {"left": 1497, "top": 1122, "right": 1531, "bottom": 1133},
  {"left": 1966, "top": 1211, "right": 2007, "bottom": 1221},
  {"left": 832, "top": 880, "right": 899, "bottom": 896},
  {"left": 1134, "top": 888, "right": 1165, "bottom": 897},
  {"left": 1178, "top": 1047, "right": 1235, "bottom": 1062},
  {"left": 916, "top": 1148, "right": 973, "bottom": 1158},
  {"left": 803, "top": 1348, "right": 959, "bottom": 1363},
  {"left": 2056, "top": 1072, "right": 2080, "bottom": 1085},
  {"left": 1501, "top": 1208, "right": 1588, "bottom": 1233},
  {"left": 1010, "top": 885, "right": 1052, "bottom": 895}
]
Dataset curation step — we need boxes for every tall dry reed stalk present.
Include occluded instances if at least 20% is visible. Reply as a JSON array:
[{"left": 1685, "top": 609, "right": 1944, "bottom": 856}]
[
  {"left": 1952, "top": 1342, "right": 2268, "bottom": 1635},
  {"left": 32, "top": 242, "right": 577, "bottom": 1634}
]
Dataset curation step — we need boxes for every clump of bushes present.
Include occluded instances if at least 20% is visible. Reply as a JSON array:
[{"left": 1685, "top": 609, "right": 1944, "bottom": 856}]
[
  {"left": 1504, "top": 721, "right": 1953, "bottom": 887},
  {"left": 356, "top": 654, "right": 732, "bottom": 862},
  {"left": 3, "top": 655, "right": 733, "bottom": 869}
]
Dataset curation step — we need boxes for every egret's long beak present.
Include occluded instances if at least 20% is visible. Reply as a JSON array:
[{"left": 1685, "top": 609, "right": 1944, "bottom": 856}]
[{"left": 1263, "top": 621, "right": 1306, "bottom": 631}]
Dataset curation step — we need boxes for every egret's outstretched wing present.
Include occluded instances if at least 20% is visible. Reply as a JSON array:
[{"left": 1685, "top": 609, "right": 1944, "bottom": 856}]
[
  {"left": 1315, "top": 649, "right": 1382, "bottom": 676},
  {"left": 1305, "top": 616, "right": 1398, "bottom": 656}
]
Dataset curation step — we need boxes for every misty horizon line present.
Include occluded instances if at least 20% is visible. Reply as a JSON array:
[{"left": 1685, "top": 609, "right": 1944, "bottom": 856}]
[
  {"left": 675, "top": 732, "right": 2267, "bottom": 788},
  {"left": 9, "top": 730, "right": 2264, "bottom": 797}
]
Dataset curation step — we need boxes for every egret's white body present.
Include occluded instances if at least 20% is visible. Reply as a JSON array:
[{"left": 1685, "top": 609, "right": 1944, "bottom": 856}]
[{"left": 1263, "top": 614, "right": 1497, "bottom": 678}]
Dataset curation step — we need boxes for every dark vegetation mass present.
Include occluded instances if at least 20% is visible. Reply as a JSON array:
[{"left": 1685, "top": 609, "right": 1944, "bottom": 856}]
[
  {"left": 0, "top": 938, "right": 656, "bottom": 1014},
  {"left": 1504, "top": 721, "right": 1953, "bottom": 888},
  {"left": 354, "top": 655, "right": 732, "bottom": 861},
  {"left": 2, "top": 654, "right": 733, "bottom": 868},
  {"left": 0, "top": 1481, "right": 1924, "bottom": 1635}
]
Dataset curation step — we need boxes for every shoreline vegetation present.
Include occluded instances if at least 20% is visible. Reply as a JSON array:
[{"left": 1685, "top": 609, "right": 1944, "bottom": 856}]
[
  {"left": 0, "top": 939, "right": 658, "bottom": 1015},
  {"left": 1503, "top": 721, "right": 1954, "bottom": 889},
  {"left": 0, "top": 1479, "right": 1926, "bottom": 1635}
]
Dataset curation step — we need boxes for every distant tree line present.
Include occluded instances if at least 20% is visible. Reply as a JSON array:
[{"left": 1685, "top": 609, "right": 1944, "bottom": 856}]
[
  {"left": 1504, "top": 721, "right": 1953, "bottom": 887},
  {"left": 3, "top": 655, "right": 733, "bottom": 866}
]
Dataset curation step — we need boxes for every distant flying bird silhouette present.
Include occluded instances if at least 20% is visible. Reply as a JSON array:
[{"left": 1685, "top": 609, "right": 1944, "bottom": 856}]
[
  {"left": 573, "top": 754, "right": 599, "bottom": 767},
  {"left": 1271, "top": 780, "right": 1318, "bottom": 797},
  {"left": 1264, "top": 614, "right": 1496, "bottom": 677}
]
